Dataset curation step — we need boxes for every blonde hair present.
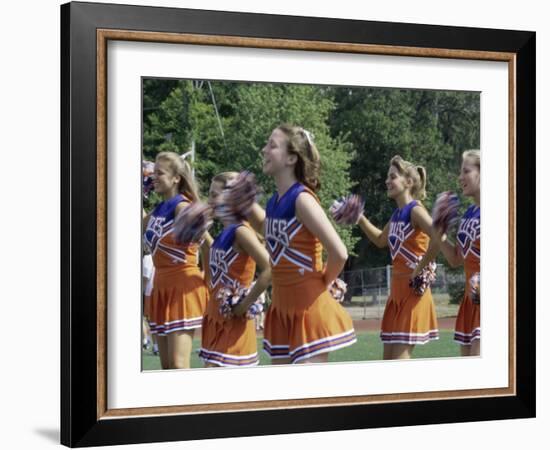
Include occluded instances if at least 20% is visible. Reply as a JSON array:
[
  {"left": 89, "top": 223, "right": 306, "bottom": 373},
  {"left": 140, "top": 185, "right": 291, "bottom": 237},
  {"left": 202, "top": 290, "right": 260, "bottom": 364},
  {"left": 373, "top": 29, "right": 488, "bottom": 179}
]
[
  {"left": 462, "top": 150, "right": 480, "bottom": 170},
  {"left": 277, "top": 124, "right": 321, "bottom": 192},
  {"left": 155, "top": 151, "right": 200, "bottom": 201},
  {"left": 211, "top": 171, "right": 239, "bottom": 190},
  {"left": 390, "top": 155, "right": 427, "bottom": 200}
]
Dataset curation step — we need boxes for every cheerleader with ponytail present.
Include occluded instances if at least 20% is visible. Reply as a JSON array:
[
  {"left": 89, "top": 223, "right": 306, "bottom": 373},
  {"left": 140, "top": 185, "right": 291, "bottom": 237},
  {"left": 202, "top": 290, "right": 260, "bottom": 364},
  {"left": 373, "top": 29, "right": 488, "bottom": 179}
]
[
  {"left": 143, "top": 152, "right": 209, "bottom": 369},
  {"left": 336, "top": 155, "right": 439, "bottom": 360}
]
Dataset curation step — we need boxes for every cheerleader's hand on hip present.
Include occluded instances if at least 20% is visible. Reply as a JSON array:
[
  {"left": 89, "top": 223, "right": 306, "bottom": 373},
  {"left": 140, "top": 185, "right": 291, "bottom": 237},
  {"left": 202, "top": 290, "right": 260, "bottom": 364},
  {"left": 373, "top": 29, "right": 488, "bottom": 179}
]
[{"left": 231, "top": 301, "right": 249, "bottom": 318}]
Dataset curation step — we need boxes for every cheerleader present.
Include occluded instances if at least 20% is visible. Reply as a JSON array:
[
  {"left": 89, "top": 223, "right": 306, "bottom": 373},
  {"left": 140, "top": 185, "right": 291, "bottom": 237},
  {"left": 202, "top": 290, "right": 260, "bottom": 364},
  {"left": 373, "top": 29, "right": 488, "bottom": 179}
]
[
  {"left": 356, "top": 155, "right": 438, "bottom": 360},
  {"left": 143, "top": 151, "right": 209, "bottom": 369},
  {"left": 142, "top": 252, "right": 155, "bottom": 352},
  {"left": 413, "top": 150, "right": 480, "bottom": 356},
  {"left": 252, "top": 124, "right": 356, "bottom": 364},
  {"left": 199, "top": 172, "right": 272, "bottom": 367}
]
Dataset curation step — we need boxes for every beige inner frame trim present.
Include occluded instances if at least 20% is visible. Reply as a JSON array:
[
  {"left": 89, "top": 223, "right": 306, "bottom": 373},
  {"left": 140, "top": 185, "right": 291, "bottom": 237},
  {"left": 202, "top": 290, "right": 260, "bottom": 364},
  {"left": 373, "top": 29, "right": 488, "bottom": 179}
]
[{"left": 96, "top": 29, "right": 517, "bottom": 420}]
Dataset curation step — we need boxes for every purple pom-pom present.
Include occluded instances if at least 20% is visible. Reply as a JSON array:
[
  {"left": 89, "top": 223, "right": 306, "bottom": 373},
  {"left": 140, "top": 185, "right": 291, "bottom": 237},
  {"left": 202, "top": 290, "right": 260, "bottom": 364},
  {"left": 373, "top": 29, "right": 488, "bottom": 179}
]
[
  {"left": 142, "top": 160, "right": 155, "bottom": 198},
  {"left": 215, "top": 171, "right": 259, "bottom": 223},
  {"left": 432, "top": 191, "right": 459, "bottom": 233},
  {"left": 330, "top": 195, "right": 364, "bottom": 225},
  {"left": 173, "top": 202, "right": 213, "bottom": 245},
  {"left": 329, "top": 278, "right": 347, "bottom": 302},
  {"left": 216, "top": 282, "right": 263, "bottom": 319},
  {"left": 409, "top": 262, "right": 437, "bottom": 295},
  {"left": 469, "top": 272, "right": 480, "bottom": 305}
]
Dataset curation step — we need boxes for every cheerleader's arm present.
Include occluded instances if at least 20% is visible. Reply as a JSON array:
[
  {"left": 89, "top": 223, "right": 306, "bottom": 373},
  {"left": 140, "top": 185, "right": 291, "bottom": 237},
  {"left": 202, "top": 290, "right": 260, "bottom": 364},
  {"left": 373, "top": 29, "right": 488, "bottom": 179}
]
[
  {"left": 231, "top": 226, "right": 272, "bottom": 317},
  {"left": 199, "top": 232, "right": 213, "bottom": 283},
  {"left": 296, "top": 193, "right": 348, "bottom": 288},
  {"left": 415, "top": 205, "right": 463, "bottom": 268},
  {"left": 439, "top": 238, "right": 463, "bottom": 268},
  {"left": 246, "top": 203, "right": 266, "bottom": 236},
  {"left": 357, "top": 215, "right": 389, "bottom": 248},
  {"left": 410, "top": 205, "right": 439, "bottom": 278},
  {"left": 142, "top": 208, "right": 150, "bottom": 230},
  {"left": 414, "top": 204, "right": 463, "bottom": 269}
]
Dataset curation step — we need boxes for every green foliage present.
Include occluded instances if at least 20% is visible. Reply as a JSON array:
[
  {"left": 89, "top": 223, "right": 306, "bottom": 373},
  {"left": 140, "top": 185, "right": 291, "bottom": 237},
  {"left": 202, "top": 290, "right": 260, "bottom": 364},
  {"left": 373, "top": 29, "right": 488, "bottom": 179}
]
[{"left": 446, "top": 265, "right": 467, "bottom": 305}]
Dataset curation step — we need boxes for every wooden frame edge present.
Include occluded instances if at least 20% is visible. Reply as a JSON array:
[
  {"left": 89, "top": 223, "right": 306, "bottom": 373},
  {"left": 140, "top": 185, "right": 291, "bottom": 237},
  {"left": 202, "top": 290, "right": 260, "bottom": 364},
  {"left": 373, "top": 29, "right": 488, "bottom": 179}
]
[
  {"left": 508, "top": 56, "right": 517, "bottom": 395},
  {"left": 97, "top": 29, "right": 108, "bottom": 419},
  {"left": 98, "top": 29, "right": 515, "bottom": 61},
  {"left": 100, "top": 386, "right": 515, "bottom": 419}
]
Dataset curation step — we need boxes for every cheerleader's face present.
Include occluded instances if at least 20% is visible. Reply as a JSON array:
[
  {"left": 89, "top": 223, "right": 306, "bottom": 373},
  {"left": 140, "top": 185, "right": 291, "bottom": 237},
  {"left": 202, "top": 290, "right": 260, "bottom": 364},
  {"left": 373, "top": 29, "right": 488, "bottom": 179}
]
[
  {"left": 208, "top": 181, "right": 224, "bottom": 208},
  {"left": 262, "top": 128, "right": 295, "bottom": 176},
  {"left": 458, "top": 158, "right": 480, "bottom": 197},
  {"left": 385, "top": 166, "right": 411, "bottom": 199},
  {"left": 153, "top": 160, "right": 179, "bottom": 196}
]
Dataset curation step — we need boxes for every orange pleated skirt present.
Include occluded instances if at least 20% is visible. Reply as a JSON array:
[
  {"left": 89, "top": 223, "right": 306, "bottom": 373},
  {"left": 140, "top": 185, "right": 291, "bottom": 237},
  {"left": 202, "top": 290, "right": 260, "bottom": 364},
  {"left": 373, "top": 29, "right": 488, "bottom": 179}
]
[
  {"left": 454, "top": 288, "right": 480, "bottom": 345},
  {"left": 148, "top": 267, "right": 208, "bottom": 336},
  {"left": 380, "top": 274, "right": 439, "bottom": 345},
  {"left": 199, "top": 296, "right": 259, "bottom": 367},
  {"left": 263, "top": 276, "right": 356, "bottom": 363}
]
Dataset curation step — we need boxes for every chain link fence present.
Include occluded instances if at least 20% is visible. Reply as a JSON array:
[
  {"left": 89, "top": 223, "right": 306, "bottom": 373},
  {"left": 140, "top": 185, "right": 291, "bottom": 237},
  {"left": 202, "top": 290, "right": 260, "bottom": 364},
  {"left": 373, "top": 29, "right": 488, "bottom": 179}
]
[{"left": 341, "top": 264, "right": 465, "bottom": 320}]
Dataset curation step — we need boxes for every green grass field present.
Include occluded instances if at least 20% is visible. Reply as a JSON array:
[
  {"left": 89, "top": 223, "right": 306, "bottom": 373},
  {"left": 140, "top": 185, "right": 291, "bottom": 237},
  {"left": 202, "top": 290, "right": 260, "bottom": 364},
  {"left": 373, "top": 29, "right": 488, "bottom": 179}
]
[{"left": 142, "top": 330, "right": 460, "bottom": 370}]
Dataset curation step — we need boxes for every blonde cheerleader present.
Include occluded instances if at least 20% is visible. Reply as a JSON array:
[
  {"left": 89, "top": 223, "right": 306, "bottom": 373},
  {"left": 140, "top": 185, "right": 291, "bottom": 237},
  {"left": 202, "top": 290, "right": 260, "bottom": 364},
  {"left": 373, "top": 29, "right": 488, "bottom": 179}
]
[
  {"left": 143, "top": 152, "right": 209, "bottom": 369},
  {"left": 354, "top": 155, "right": 439, "bottom": 360},
  {"left": 413, "top": 150, "right": 480, "bottom": 356}
]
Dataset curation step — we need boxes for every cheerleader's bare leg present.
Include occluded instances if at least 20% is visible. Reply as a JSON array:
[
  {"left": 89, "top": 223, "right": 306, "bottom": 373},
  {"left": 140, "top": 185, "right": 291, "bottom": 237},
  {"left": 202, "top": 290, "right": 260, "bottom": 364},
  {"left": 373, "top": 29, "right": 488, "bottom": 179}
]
[
  {"left": 470, "top": 339, "right": 480, "bottom": 356},
  {"left": 296, "top": 353, "right": 329, "bottom": 364},
  {"left": 156, "top": 335, "right": 170, "bottom": 369},
  {"left": 271, "top": 357, "right": 291, "bottom": 365},
  {"left": 168, "top": 330, "right": 195, "bottom": 369},
  {"left": 391, "top": 343, "right": 414, "bottom": 359},
  {"left": 383, "top": 344, "right": 393, "bottom": 360}
]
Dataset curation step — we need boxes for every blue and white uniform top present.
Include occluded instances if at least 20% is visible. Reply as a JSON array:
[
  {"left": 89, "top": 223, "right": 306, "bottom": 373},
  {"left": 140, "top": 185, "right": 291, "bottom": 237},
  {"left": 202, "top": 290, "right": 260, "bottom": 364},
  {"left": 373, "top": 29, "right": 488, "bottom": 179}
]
[
  {"left": 144, "top": 194, "right": 198, "bottom": 269},
  {"left": 457, "top": 205, "right": 481, "bottom": 261},
  {"left": 457, "top": 204, "right": 480, "bottom": 283},
  {"left": 209, "top": 223, "right": 254, "bottom": 290},
  {"left": 265, "top": 182, "right": 323, "bottom": 285},
  {"left": 388, "top": 200, "right": 430, "bottom": 273}
]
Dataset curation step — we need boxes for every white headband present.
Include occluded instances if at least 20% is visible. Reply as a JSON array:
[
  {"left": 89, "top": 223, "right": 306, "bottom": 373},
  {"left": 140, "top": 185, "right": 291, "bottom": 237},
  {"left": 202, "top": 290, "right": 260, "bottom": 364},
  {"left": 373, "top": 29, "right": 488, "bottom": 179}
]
[{"left": 301, "top": 128, "right": 315, "bottom": 147}]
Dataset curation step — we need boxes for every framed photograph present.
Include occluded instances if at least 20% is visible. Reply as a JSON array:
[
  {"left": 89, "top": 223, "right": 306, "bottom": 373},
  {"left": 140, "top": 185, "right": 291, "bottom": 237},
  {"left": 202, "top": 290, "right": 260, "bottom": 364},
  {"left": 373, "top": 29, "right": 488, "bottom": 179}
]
[{"left": 61, "top": 1, "right": 535, "bottom": 447}]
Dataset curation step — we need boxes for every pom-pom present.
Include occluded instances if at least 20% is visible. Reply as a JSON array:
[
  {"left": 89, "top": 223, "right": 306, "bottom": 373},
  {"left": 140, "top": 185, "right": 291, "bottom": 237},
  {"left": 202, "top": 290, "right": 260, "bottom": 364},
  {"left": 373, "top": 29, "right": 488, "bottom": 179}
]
[
  {"left": 245, "top": 302, "right": 264, "bottom": 320},
  {"left": 142, "top": 160, "right": 155, "bottom": 198},
  {"left": 215, "top": 171, "right": 259, "bottom": 223},
  {"left": 470, "top": 272, "right": 480, "bottom": 305},
  {"left": 432, "top": 191, "right": 460, "bottom": 233},
  {"left": 173, "top": 202, "right": 213, "bottom": 245},
  {"left": 216, "top": 282, "right": 263, "bottom": 319},
  {"left": 330, "top": 195, "right": 364, "bottom": 225},
  {"left": 409, "top": 262, "right": 437, "bottom": 295},
  {"left": 329, "top": 278, "right": 347, "bottom": 302}
]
